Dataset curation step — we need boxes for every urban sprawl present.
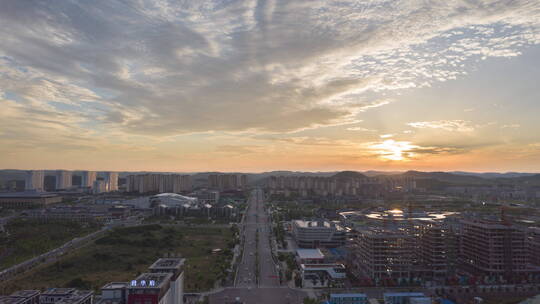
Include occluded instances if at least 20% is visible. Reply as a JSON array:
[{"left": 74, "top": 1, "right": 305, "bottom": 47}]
[{"left": 0, "top": 170, "right": 539, "bottom": 304}]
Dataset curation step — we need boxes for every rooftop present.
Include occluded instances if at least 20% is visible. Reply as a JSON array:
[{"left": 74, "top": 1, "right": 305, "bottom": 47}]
[
  {"left": 55, "top": 291, "right": 93, "bottom": 304},
  {"left": 10, "top": 290, "right": 40, "bottom": 298},
  {"left": 294, "top": 220, "right": 343, "bottom": 230},
  {"left": 0, "top": 191, "right": 59, "bottom": 198},
  {"left": 330, "top": 293, "right": 367, "bottom": 298},
  {"left": 357, "top": 227, "right": 411, "bottom": 237},
  {"left": 153, "top": 193, "right": 197, "bottom": 201},
  {"left": 129, "top": 273, "right": 173, "bottom": 289},
  {"left": 301, "top": 263, "right": 345, "bottom": 270},
  {"left": 384, "top": 292, "right": 426, "bottom": 297},
  {"left": 296, "top": 249, "right": 324, "bottom": 260},
  {"left": 41, "top": 288, "right": 75, "bottom": 296},
  {"left": 148, "top": 258, "right": 185, "bottom": 270},
  {"left": 101, "top": 282, "right": 129, "bottom": 290},
  {"left": 0, "top": 297, "right": 26, "bottom": 304}
]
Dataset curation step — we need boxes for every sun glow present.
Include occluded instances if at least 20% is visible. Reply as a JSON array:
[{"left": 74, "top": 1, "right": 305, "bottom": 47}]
[{"left": 369, "top": 140, "right": 418, "bottom": 161}]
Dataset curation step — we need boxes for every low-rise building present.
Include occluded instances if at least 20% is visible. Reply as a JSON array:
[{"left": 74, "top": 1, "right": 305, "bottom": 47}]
[
  {"left": 128, "top": 273, "right": 174, "bottom": 304},
  {"left": 98, "top": 283, "right": 129, "bottom": 304},
  {"left": 300, "top": 263, "right": 347, "bottom": 288},
  {"left": 0, "top": 296, "right": 27, "bottom": 304},
  {"left": 383, "top": 292, "right": 429, "bottom": 304},
  {"left": 0, "top": 192, "right": 62, "bottom": 209},
  {"left": 27, "top": 206, "right": 112, "bottom": 223},
  {"left": 296, "top": 249, "right": 325, "bottom": 264},
  {"left": 8, "top": 291, "right": 40, "bottom": 304},
  {"left": 292, "top": 220, "right": 346, "bottom": 248},
  {"left": 326, "top": 293, "right": 368, "bottom": 304},
  {"left": 97, "top": 258, "right": 184, "bottom": 304},
  {"left": 39, "top": 289, "right": 92, "bottom": 304}
]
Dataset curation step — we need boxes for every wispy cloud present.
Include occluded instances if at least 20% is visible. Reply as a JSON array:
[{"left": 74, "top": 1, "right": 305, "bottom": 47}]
[
  {"left": 407, "top": 120, "right": 476, "bottom": 132},
  {"left": 366, "top": 140, "right": 468, "bottom": 161},
  {"left": 0, "top": 0, "right": 539, "bottom": 170},
  {"left": 501, "top": 124, "right": 521, "bottom": 129},
  {"left": 0, "top": 0, "right": 539, "bottom": 138}
]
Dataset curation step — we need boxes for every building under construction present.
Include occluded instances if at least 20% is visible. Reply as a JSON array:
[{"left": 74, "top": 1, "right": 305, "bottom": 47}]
[
  {"left": 460, "top": 219, "right": 537, "bottom": 277},
  {"left": 349, "top": 220, "right": 459, "bottom": 282},
  {"left": 349, "top": 227, "right": 415, "bottom": 281}
]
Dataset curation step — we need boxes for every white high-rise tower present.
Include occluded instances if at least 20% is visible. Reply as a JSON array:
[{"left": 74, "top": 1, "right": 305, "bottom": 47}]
[
  {"left": 55, "top": 170, "right": 72, "bottom": 190},
  {"left": 103, "top": 172, "right": 118, "bottom": 191},
  {"left": 25, "top": 170, "right": 45, "bottom": 191},
  {"left": 81, "top": 171, "right": 97, "bottom": 188}
]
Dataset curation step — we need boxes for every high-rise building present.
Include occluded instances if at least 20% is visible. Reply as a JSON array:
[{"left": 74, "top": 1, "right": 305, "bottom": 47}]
[
  {"left": 266, "top": 175, "right": 415, "bottom": 198},
  {"left": 25, "top": 170, "right": 44, "bottom": 191},
  {"left": 93, "top": 180, "right": 106, "bottom": 194},
  {"left": 81, "top": 171, "right": 97, "bottom": 188},
  {"left": 126, "top": 174, "right": 192, "bottom": 193},
  {"left": 208, "top": 174, "right": 247, "bottom": 190},
  {"left": 103, "top": 172, "right": 118, "bottom": 192},
  {"left": 55, "top": 170, "right": 72, "bottom": 190}
]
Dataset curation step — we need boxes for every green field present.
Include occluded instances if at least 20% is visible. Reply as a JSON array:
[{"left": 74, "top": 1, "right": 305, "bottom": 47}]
[
  {"left": 0, "top": 219, "right": 101, "bottom": 270},
  {"left": 0, "top": 224, "right": 235, "bottom": 293}
]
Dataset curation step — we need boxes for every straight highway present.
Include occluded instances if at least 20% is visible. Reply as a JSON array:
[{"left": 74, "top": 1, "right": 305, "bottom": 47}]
[
  {"left": 212, "top": 189, "right": 306, "bottom": 303},
  {"left": 235, "top": 188, "right": 279, "bottom": 287}
]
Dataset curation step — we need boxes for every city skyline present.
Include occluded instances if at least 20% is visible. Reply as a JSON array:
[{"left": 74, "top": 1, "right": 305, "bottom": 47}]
[{"left": 1, "top": 1, "right": 540, "bottom": 172}]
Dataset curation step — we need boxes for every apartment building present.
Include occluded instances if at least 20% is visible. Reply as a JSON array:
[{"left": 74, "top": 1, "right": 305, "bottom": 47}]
[
  {"left": 80, "top": 171, "right": 97, "bottom": 189},
  {"left": 25, "top": 171, "right": 44, "bottom": 191},
  {"left": 208, "top": 174, "right": 247, "bottom": 191},
  {"left": 267, "top": 175, "right": 415, "bottom": 198},
  {"left": 55, "top": 170, "right": 72, "bottom": 190},
  {"left": 126, "top": 174, "right": 192, "bottom": 194},
  {"left": 103, "top": 172, "right": 118, "bottom": 192}
]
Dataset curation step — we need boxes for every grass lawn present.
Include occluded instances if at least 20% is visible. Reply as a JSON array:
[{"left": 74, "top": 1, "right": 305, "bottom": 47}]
[
  {"left": 0, "top": 224, "right": 234, "bottom": 294},
  {"left": 0, "top": 219, "right": 101, "bottom": 270}
]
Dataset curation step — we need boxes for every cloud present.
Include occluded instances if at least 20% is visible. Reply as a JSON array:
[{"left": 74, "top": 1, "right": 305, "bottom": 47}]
[
  {"left": 366, "top": 139, "right": 468, "bottom": 161},
  {"left": 214, "top": 145, "right": 263, "bottom": 155},
  {"left": 407, "top": 120, "right": 476, "bottom": 132},
  {"left": 347, "top": 126, "right": 375, "bottom": 132},
  {"left": 0, "top": 0, "right": 539, "bottom": 143},
  {"left": 258, "top": 136, "right": 356, "bottom": 147},
  {"left": 501, "top": 124, "right": 521, "bottom": 129}
]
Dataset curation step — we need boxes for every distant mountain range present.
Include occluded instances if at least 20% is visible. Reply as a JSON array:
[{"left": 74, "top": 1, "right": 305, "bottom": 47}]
[{"left": 1, "top": 169, "right": 539, "bottom": 189}]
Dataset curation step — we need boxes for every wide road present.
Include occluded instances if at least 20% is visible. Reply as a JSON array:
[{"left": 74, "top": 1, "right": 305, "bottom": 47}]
[
  {"left": 211, "top": 189, "right": 306, "bottom": 303},
  {"left": 235, "top": 188, "right": 279, "bottom": 287},
  {"left": 235, "top": 189, "right": 260, "bottom": 287},
  {"left": 254, "top": 188, "right": 280, "bottom": 287}
]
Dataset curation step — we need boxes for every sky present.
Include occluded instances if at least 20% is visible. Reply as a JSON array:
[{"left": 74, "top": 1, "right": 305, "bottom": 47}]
[{"left": 1, "top": 0, "right": 540, "bottom": 173}]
